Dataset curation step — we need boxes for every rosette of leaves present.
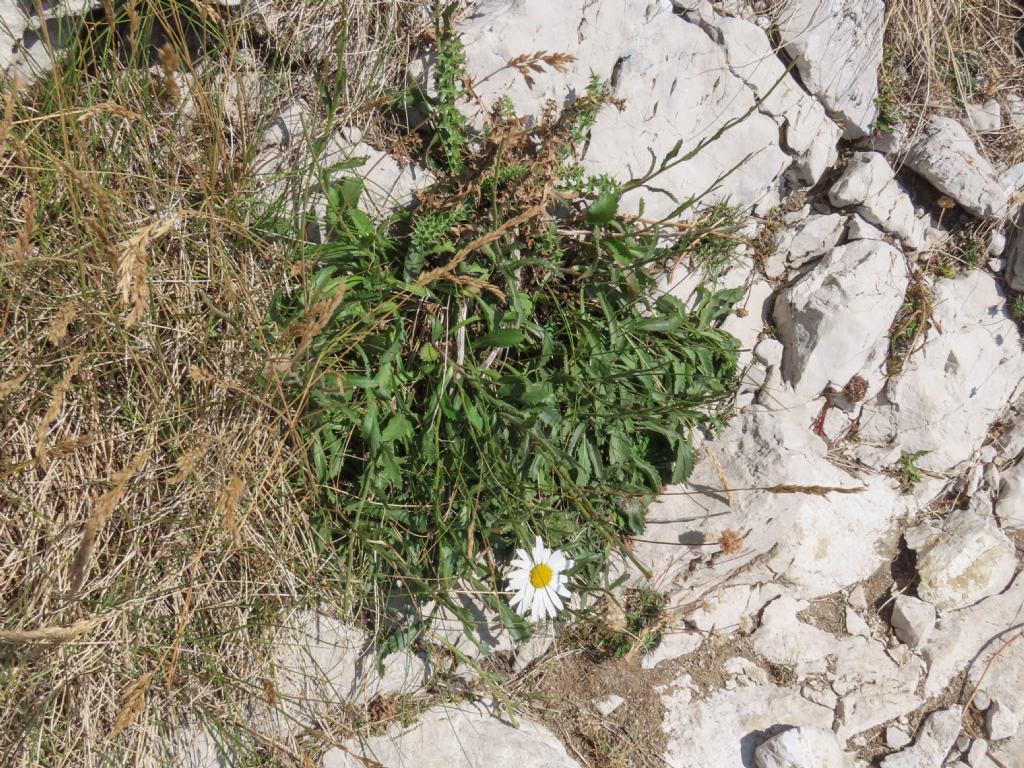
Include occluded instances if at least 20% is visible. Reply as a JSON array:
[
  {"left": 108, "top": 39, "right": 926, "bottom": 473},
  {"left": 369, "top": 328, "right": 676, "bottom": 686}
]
[{"left": 266, "top": 34, "right": 741, "bottom": 650}]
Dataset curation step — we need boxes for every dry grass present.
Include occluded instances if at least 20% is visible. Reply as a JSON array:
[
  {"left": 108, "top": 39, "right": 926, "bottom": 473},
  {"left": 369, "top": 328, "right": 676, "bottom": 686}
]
[
  {"left": 0, "top": 2, "right": 428, "bottom": 765},
  {"left": 884, "top": 0, "right": 1024, "bottom": 162}
]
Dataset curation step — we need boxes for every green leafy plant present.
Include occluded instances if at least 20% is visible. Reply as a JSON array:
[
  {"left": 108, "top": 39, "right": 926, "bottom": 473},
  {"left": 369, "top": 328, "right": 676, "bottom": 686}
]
[
  {"left": 1013, "top": 295, "right": 1024, "bottom": 320},
  {"left": 265, "top": 29, "right": 742, "bottom": 650},
  {"left": 430, "top": 3, "right": 468, "bottom": 173},
  {"left": 896, "top": 450, "right": 930, "bottom": 492}
]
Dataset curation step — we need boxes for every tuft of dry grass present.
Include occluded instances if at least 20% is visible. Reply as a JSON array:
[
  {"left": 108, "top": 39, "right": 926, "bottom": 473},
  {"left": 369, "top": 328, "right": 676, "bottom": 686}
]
[
  {"left": 884, "top": 0, "right": 1024, "bottom": 162},
  {"left": 0, "top": 2, "right": 428, "bottom": 765}
]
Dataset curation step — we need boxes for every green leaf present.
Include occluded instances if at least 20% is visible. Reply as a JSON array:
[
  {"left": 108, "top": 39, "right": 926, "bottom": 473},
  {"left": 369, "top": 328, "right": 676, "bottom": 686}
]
[
  {"left": 585, "top": 191, "right": 621, "bottom": 224},
  {"left": 381, "top": 413, "right": 413, "bottom": 443},
  {"left": 476, "top": 328, "right": 525, "bottom": 348}
]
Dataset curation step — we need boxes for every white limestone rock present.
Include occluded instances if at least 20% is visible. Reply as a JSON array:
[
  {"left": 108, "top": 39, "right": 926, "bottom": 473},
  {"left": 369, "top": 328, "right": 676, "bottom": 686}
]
[
  {"left": 965, "top": 100, "right": 1003, "bottom": 133},
  {"left": 1, "top": 0, "right": 101, "bottom": 81},
  {"left": 583, "top": 6, "right": 791, "bottom": 219},
  {"left": 776, "top": 0, "right": 884, "bottom": 139},
  {"left": 640, "top": 626, "right": 703, "bottom": 669},
  {"left": 966, "top": 738, "right": 989, "bottom": 767},
  {"left": 272, "top": 611, "right": 426, "bottom": 725},
  {"left": 830, "top": 152, "right": 896, "bottom": 208},
  {"left": 456, "top": 1, "right": 838, "bottom": 220},
  {"left": 907, "top": 509, "right": 1017, "bottom": 612},
  {"left": 683, "top": 3, "right": 842, "bottom": 186},
  {"left": 986, "top": 700, "right": 1020, "bottom": 742},
  {"left": 1007, "top": 95, "right": 1024, "bottom": 129},
  {"left": 594, "top": 694, "right": 625, "bottom": 716},
  {"left": 749, "top": 594, "right": 923, "bottom": 739},
  {"left": 773, "top": 213, "right": 846, "bottom": 268},
  {"left": 829, "top": 153, "right": 928, "bottom": 249},
  {"left": 847, "top": 215, "right": 884, "bottom": 241},
  {"left": 321, "top": 700, "right": 581, "bottom": 768},
  {"left": 831, "top": 635, "right": 924, "bottom": 740},
  {"left": 901, "top": 117, "right": 1009, "bottom": 219},
  {"left": 661, "top": 677, "right": 834, "bottom": 768},
  {"left": 996, "top": 461, "right": 1024, "bottom": 530},
  {"left": 1001, "top": 162, "right": 1024, "bottom": 200},
  {"left": 880, "top": 706, "right": 963, "bottom": 768},
  {"left": 890, "top": 595, "right": 936, "bottom": 649},
  {"left": 921, "top": 572, "right": 1024, "bottom": 698},
  {"left": 753, "top": 726, "right": 851, "bottom": 768},
  {"left": 774, "top": 240, "right": 909, "bottom": 398},
  {"left": 989, "top": 232, "right": 1007, "bottom": 258},
  {"left": 887, "top": 726, "right": 913, "bottom": 750},
  {"left": 858, "top": 271, "right": 1024, "bottom": 473},
  {"left": 752, "top": 595, "right": 836, "bottom": 677},
  {"left": 630, "top": 409, "right": 908, "bottom": 606}
]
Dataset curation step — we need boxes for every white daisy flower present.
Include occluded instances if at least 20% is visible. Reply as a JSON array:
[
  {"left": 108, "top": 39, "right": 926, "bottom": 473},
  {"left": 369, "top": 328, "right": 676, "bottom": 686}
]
[{"left": 506, "top": 536, "right": 573, "bottom": 621}]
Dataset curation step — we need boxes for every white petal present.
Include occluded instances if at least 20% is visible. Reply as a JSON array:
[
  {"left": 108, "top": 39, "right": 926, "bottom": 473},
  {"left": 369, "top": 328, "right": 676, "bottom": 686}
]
[
  {"left": 532, "top": 537, "right": 546, "bottom": 564},
  {"left": 546, "top": 587, "right": 564, "bottom": 613},
  {"left": 508, "top": 575, "right": 529, "bottom": 591},
  {"left": 557, "top": 582, "right": 572, "bottom": 599},
  {"left": 530, "top": 592, "right": 544, "bottom": 621},
  {"left": 547, "top": 551, "right": 566, "bottom": 572}
]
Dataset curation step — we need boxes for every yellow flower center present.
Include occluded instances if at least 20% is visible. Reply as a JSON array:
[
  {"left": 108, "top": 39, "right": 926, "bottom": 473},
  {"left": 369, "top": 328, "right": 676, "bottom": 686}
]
[{"left": 530, "top": 563, "right": 554, "bottom": 589}]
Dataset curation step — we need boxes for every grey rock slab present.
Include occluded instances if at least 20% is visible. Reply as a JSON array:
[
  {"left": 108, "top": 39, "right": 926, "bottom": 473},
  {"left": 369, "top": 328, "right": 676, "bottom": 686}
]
[
  {"left": 830, "top": 152, "right": 896, "bottom": 207},
  {"left": 272, "top": 611, "right": 426, "bottom": 725},
  {"left": 857, "top": 270, "right": 1024, "bottom": 473},
  {"left": 891, "top": 595, "right": 937, "bottom": 649},
  {"left": 774, "top": 239, "right": 909, "bottom": 399},
  {"left": 1005, "top": 214, "right": 1024, "bottom": 292},
  {"left": 887, "top": 726, "right": 913, "bottom": 750},
  {"left": 583, "top": 5, "right": 791, "bottom": 219},
  {"left": 776, "top": 0, "right": 884, "bottom": 138},
  {"left": 996, "top": 461, "right": 1024, "bottom": 530},
  {"left": 753, "top": 726, "right": 852, "bottom": 768},
  {"left": 774, "top": 213, "right": 846, "bottom": 268},
  {"left": 921, "top": 572, "right": 1024, "bottom": 698},
  {"left": 965, "top": 101, "right": 1003, "bottom": 133},
  {"left": 832, "top": 635, "right": 924, "bottom": 740},
  {"left": 321, "top": 700, "right": 581, "bottom": 768},
  {"left": 847, "top": 214, "right": 885, "bottom": 241},
  {"left": 908, "top": 509, "right": 1016, "bottom": 612},
  {"left": 630, "top": 409, "right": 907, "bottom": 606},
  {"left": 902, "top": 117, "right": 1009, "bottom": 219},
  {"left": 880, "top": 706, "right": 963, "bottom": 768},
  {"left": 661, "top": 676, "right": 834, "bottom": 768},
  {"left": 1008, "top": 95, "right": 1024, "bottom": 129},
  {"left": 990, "top": 232, "right": 1007, "bottom": 258},
  {"left": 986, "top": 700, "right": 1020, "bottom": 742},
  {"left": 966, "top": 738, "right": 989, "bottom": 768},
  {"left": 683, "top": 2, "right": 842, "bottom": 186},
  {"left": 456, "top": 0, "right": 801, "bottom": 221},
  {"left": 829, "top": 153, "right": 928, "bottom": 249}
]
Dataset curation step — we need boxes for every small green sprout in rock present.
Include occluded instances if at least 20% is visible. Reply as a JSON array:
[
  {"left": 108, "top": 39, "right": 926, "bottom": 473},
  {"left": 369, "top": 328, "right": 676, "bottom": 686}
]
[
  {"left": 1011, "top": 295, "right": 1024, "bottom": 320},
  {"left": 896, "top": 450, "right": 930, "bottom": 492}
]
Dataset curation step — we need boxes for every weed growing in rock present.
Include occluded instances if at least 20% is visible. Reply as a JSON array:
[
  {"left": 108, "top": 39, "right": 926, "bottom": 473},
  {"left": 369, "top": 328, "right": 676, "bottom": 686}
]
[
  {"left": 896, "top": 450, "right": 930, "bottom": 492},
  {"left": 266, "top": 25, "right": 742, "bottom": 648},
  {"left": 1013, "top": 295, "right": 1024, "bottom": 320}
]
